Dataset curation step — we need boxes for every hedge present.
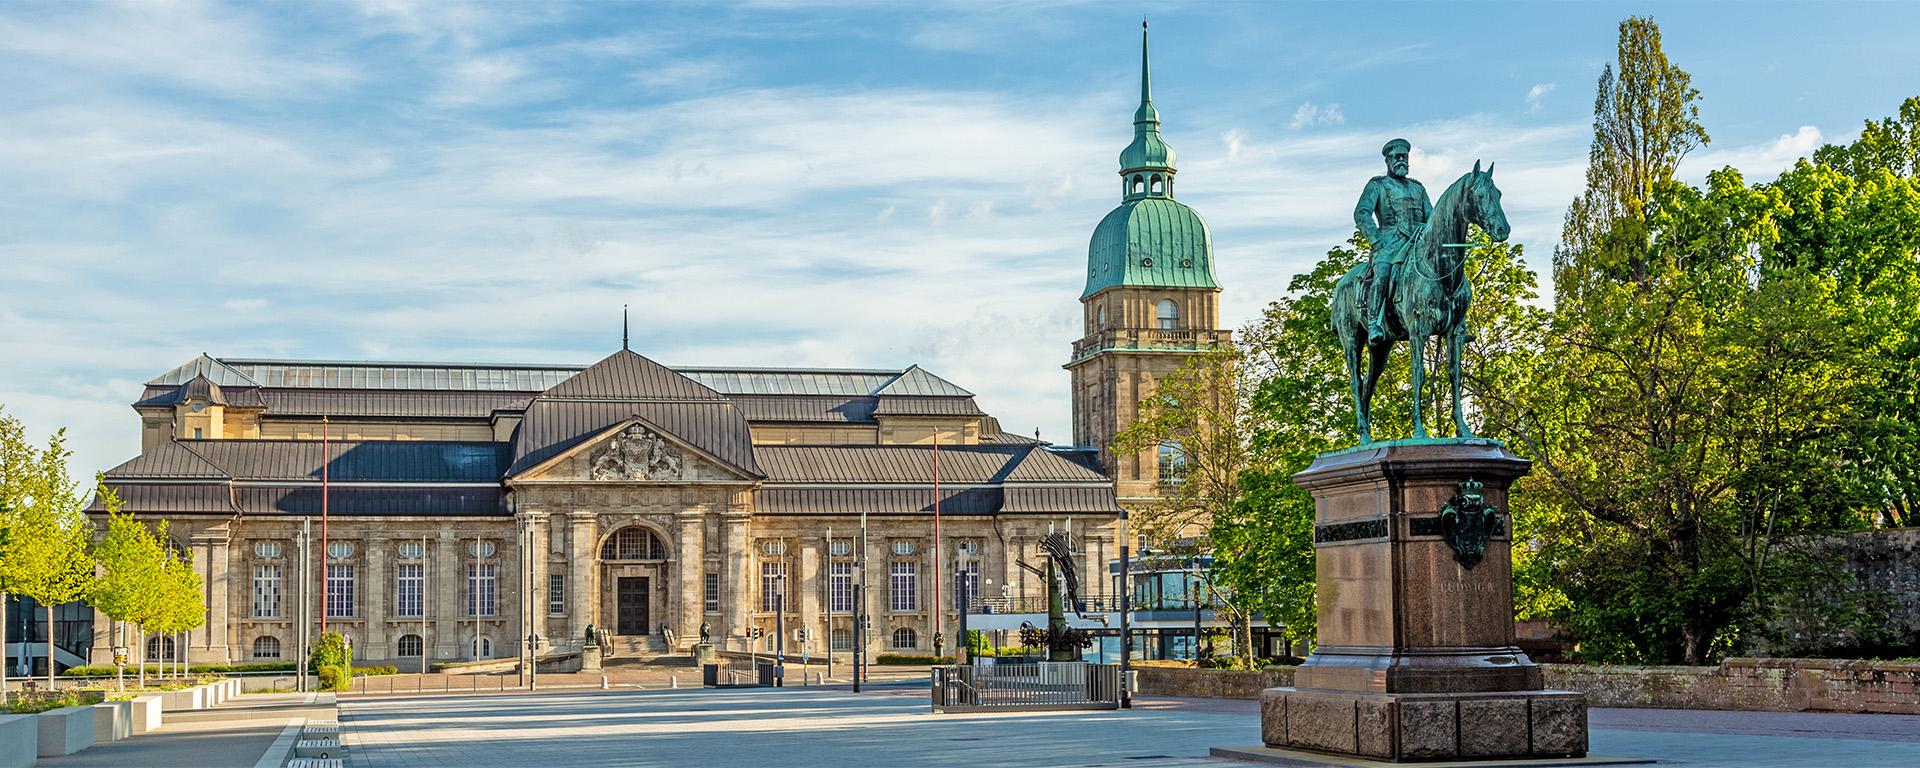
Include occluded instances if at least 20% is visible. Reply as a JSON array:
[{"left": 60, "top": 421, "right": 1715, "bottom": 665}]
[
  {"left": 353, "top": 665, "right": 399, "bottom": 676},
  {"left": 876, "top": 654, "right": 954, "bottom": 665},
  {"left": 63, "top": 661, "right": 298, "bottom": 677}
]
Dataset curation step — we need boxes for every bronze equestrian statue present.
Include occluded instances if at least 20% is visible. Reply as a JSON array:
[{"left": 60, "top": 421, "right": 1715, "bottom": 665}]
[{"left": 1332, "top": 140, "right": 1510, "bottom": 443}]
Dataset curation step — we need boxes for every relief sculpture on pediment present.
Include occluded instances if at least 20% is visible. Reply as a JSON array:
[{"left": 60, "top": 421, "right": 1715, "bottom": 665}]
[{"left": 589, "top": 424, "right": 684, "bottom": 481}]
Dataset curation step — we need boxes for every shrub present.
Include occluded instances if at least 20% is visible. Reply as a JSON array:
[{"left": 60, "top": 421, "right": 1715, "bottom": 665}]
[
  {"left": 311, "top": 632, "right": 351, "bottom": 691},
  {"left": 63, "top": 661, "right": 298, "bottom": 678},
  {"left": 1, "top": 690, "right": 103, "bottom": 715},
  {"left": 317, "top": 666, "right": 347, "bottom": 692},
  {"left": 352, "top": 665, "right": 399, "bottom": 676}
]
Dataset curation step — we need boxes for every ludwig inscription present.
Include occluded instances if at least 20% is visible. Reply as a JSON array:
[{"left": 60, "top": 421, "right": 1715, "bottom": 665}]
[{"left": 589, "top": 424, "right": 684, "bottom": 481}]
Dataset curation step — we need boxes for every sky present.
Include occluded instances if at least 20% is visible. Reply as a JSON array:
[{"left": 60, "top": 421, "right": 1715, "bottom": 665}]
[{"left": 3, "top": 0, "right": 1918, "bottom": 479}]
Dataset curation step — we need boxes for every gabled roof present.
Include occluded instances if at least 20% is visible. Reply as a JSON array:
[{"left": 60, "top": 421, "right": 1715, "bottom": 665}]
[
  {"left": 146, "top": 354, "right": 265, "bottom": 388},
  {"left": 507, "top": 402, "right": 761, "bottom": 478},
  {"left": 875, "top": 365, "right": 973, "bottom": 397},
  {"left": 541, "top": 350, "right": 730, "bottom": 402}
]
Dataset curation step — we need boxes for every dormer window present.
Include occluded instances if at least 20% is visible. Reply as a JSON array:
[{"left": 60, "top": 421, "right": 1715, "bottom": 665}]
[{"left": 1157, "top": 299, "right": 1179, "bottom": 330}]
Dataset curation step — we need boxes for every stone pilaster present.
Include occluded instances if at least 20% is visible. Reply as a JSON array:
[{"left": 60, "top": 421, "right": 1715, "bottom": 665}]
[
  {"left": 519, "top": 511, "right": 548, "bottom": 651},
  {"left": 190, "top": 524, "right": 233, "bottom": 663},
  {"left": 568, "top": 511, "right": 598, "bottom": 643},
  {"left": 675, "top": 510, "right": 704, "bottom": 649},
  {"left": 365, "top": 535, "right": 388, "bottom": 656},
  {"left": 721, "top": 501, "right": 752, "bottom": 646},
  {"left": 432, "top": 531, "right": 459, "bottom": 661},
  {"left": 797, "top": 539, "right": 821, "bottom": 649}
]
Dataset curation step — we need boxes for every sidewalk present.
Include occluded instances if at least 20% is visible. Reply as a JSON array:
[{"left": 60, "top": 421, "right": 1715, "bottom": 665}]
[{"left": 36, "top": 692, "right": 338, "bottom": 768}]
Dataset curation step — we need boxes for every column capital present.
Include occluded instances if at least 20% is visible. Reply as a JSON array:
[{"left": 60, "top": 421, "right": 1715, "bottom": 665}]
[{"left": 569, "top": 509, "right": 599, "bottom": 522}]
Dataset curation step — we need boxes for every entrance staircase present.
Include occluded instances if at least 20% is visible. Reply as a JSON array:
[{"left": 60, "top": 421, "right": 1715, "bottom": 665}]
[{"left": 603, "top": 634, "right": 669, "bottom": 659}]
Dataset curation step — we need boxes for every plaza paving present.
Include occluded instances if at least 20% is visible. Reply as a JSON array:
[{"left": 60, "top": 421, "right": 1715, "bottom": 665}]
[{"left": 330, "top": 684, "right": 1920, "bottom": 768}]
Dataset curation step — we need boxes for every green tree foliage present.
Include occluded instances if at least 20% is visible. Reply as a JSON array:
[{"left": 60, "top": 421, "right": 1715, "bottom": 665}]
[
  {"left": 89, "top": 482, "right": 169, "bottom": 633},
  {"left": 310, "top": 631, "right": 351, "bottom": 691},
  {"left": 0, "top": 408, "right": 96, "bottom": 687},
  {"left": 1506, "top": 15, "right": 1919, "bottom": 663}
]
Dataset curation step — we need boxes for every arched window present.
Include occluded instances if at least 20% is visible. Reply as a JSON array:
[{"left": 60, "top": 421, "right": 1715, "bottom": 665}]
[
  {"left": 1097, "top": 306, "right": 1107, "bottom": 329},
  {"left": 1156, "top": 299, "right": 1179, "bottom": 330},
  {"left": 1158, "top": 443, "right": 1188, "bottom": 487},
  {"left": 252, "top": 636, "right": 282, "bottom": 660},
  {"left": 471, "top": 636, "right": 492, "bottom": 659},
  {"left": 146, "top": 635, "right": 176, "bottom": 662},
  {"left": 892, "top": 627, "right": 918, "bottom": 650},
  {"left": 601, "top": 527, "right": 666, "bottom": 560},
  {"left": 1131, "top": 175, "right": 1145, "bottom": 194},
  {"left": 398, "top": 634, "right": 423, "bottom": 658},
  {"left": 1150, "top": 174, "right": 1164, "bottom": 194},
  {"left": 831, "top": 628, "right": 853, "bottom": 651}
]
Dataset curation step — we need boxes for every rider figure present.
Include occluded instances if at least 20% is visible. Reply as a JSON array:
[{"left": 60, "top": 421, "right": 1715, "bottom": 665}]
[{"left": 1353, "top": 138, "right": 1433, "bottom": 346}]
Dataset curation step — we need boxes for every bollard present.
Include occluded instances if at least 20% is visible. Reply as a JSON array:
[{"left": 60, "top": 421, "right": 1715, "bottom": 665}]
[
  {"left": 671, "top": 676, "right": 678, "bottom": 689},
  {"left": 601, "top": 676, "right": 609, "bottom": 690}
]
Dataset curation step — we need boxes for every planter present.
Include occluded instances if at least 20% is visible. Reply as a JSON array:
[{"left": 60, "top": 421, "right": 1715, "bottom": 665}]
[
  {"left": 0, "top": 714, "right": 37, "bottom": 768},
  {"left": 160, "top": 684, "right": 206, "bottom": 712},
  {"left": 129, "top": 694, "right": 165, "bottom": 732},
  {"left": 93, "top": 699, "right": 133, "bottom": 742},
  {"left": 35, "top": 705, "right": 96, "bottom": 757}
]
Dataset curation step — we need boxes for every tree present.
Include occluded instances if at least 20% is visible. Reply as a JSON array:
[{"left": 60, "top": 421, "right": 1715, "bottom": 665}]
[
  {"left": 90, "top": 483, "right": 170, "bottom": 682},
  {"left": 147, "top": 549, "right": 204, "bottom": 680},
  {"left": 1554, "top": 15, "right": 1710, "bottom": 302},
  {"left": 0, "top": 410, "right": 96, "bottom": 688}
]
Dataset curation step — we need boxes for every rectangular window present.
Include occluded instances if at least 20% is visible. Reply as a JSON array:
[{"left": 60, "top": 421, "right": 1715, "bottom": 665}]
[
  {"left": 467, "top": 562, "right": 497, "bottom": 617},
  {"left": 252, "top": 564, "right": 282, "bottom": 619},
  {"left": 890, "top": 560, "right": 917, "bottom": 612},
  {"left": 548, "top": 573, "right": 566, "bottom": 616},
  {"left": 761, "top": 561, "right": 788, "bottom": 613},
  {"left": 394, "top": 563, "right": 423, "bottom": 619},
  {"left": 325, "top": 564, "right": 354, "bottom": 619},
  {"left": 830, "top": 562, "right": 854, "bottom": 613},
  {"left": 704, "top": 572, "right": 720, "bottom": 614},
  {"left": 956, "top": 561, "right": 980, "bottom": 610}
]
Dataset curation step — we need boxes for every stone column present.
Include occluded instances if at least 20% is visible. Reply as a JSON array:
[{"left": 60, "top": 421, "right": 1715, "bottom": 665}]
[
  {"left": 568, "top": 511, "right": 598, "bottom": 644},
  {"left": 364, "top": 535, "right": 388, "bottom": 658},
  {"left": 675, "top": 510, "right": 704, "bottom": 649},
  {"left": 190, "top": 525, "right": 233, "bottom": 663},
  {"left": 432, "top": 531, "right": 460, "bottom": 661},
  {"left": 797, "top": 539, "right": 821, "bottom": 654},
  {"left": 720, "top": 503, "right": 752, "bottom": 647}
]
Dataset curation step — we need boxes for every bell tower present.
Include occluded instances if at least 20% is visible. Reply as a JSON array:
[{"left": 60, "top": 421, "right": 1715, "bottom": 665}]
[{"left": 1065, "top": 22, "right": 1231, "bottom": 508}]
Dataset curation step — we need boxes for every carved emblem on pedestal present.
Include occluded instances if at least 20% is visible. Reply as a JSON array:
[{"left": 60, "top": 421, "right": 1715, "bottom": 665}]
[
  {"left": 589, "top": 424, "right": 684, "bottom": 481},
  {"left": 1439, "top": 477, "right": 1498, "bottom": 570}
]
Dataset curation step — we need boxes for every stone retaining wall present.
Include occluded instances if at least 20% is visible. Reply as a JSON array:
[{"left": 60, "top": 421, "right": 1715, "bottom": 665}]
[{"left": 1132, "top": 658, "right": 1918, "bottom": 714}]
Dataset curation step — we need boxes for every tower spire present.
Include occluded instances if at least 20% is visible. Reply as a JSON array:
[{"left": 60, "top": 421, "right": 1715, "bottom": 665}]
[
  {"left": 622, "top": 304, "right": 629, "bottom": 350},
  {"left": 1135, "top": 19, "right": 1158, "bottom": 127}
]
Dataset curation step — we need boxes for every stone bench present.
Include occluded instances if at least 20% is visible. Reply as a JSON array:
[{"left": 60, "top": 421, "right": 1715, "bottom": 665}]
[
  {"left": 0, "top": 714, "right": 38, "bottom": 768},
  {"left": 302, "top": 720, "right": 340, "bottom": 737},
  {"left": 295, "top": 738, "right": 345, "bottom": 759},
  {"left": 286, "top": 760, "right": 344, "bottom": 768},
  {"left": 36, "top": 705, "right": 96, "bottom": 757},
  {"left": 92, "top": 699, "right": 133, "bottom": 742}
]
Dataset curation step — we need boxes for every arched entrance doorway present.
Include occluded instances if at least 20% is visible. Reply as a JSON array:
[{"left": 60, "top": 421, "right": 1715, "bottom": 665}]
[{"left": 599, "top": 526, "right": 670, "bottom": 637}]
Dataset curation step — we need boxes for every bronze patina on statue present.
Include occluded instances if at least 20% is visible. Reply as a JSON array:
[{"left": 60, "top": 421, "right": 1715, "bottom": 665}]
[{"left": 1332, "top": 139, "right": 1509, "bottom": 443}]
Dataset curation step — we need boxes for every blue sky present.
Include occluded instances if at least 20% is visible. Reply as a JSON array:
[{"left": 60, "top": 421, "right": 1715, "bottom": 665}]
[{"left": 3, "top": 1, "right": 1917, "bottom": 478}]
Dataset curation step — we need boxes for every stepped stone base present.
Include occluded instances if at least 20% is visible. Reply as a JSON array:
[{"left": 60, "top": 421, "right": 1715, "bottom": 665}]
[{"left": 1260, "top": 687, "right": 1588, "bottom": 762}]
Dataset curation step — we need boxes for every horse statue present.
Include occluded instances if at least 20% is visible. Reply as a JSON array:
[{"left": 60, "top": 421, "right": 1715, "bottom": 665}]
[{"left": 1330, "top": 161, "right": 1509, "bottom": 442}]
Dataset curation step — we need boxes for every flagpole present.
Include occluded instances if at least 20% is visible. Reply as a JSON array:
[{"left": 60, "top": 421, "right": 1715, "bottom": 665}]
[
  {"left": 320, "top": 416, "right": 330, "bottom": 636},
  {"left": 931, "top": 430, "right": 942, "bottom": 656}
]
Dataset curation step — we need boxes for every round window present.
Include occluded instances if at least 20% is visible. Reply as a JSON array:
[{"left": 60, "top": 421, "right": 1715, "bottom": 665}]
[
  {"left": 470, "top": 540, "right": 496, "bottom": 558},
  {"left": 326, "top": 541, "right": 354, "bottom": 560},
  {"left": 762, "top": 540, "right": 785, "bottom": 556},
  {"left": 398, "top": 541, "right": 424, "bottom": 559},
  {"left": 891, "top": 540, "right": 916, "bottom": 556},
  {"left": 829, "top": 540, "right": 852, "bottom": 557},
  {"left": 253, "top": 541, "right": 282, "bottom": 558}
]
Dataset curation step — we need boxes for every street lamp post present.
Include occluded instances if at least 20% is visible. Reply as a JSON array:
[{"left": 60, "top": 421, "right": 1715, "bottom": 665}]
[{"left": 774, "top": 576, "right": 786, "bottom": 688}]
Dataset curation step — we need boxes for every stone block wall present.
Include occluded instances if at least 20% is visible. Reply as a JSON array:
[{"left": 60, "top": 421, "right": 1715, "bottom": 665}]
[{"left": 1134, "top": 659, "right": 1919, "bottom": 714}]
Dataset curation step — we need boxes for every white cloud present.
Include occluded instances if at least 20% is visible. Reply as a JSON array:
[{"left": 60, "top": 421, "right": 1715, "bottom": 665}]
[
  {"left": 1289, "top": 102, "right": 1345, "bottom": 129},
  {"left": 0, "top": 1, "right": 355, "bottom": 95},
  {"left": 1686, "top": 125, "right": 1824, "bottom": 181},
  {"left": 1527, "top": 83, "right": 1556, "bottom": 112},
  {"left": 1223, "top": 128, "right": 1248, "bottom": 160}
]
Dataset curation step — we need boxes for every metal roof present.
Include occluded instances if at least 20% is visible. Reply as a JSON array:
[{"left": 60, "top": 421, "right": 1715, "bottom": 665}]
[
  {"left": 507, "top": 400, "right": 761, "bottom": 478},
  {"left": 727, "top": 395, "right": 877, "bottom": 424},
  {"left": 104, "top": 440, "right": 510, "bottom": 483},
  {"left": 753, "top": 444, "right": 1107, "bottom": 485},
  {"left": 542, "top": 350, "right": 730, "bottom": 402},
  {"left": 1083, "top": 196, "right": 1217, "bottom": 299}
]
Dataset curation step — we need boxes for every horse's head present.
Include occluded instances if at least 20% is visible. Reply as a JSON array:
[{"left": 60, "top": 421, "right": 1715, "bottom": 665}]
[{"left": 1468, "top": 160, "right": 1510, "bottom": 242}]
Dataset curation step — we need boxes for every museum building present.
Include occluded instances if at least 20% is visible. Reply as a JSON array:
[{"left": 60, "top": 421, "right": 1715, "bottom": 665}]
[{"left": 80, "top": 25, "right": 1233, "bottom": 669}]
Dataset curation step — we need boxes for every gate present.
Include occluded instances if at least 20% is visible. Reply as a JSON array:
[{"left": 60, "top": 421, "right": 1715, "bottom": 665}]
[{"left": 930, "top": 662, "right": 1123, "bottom": 713}]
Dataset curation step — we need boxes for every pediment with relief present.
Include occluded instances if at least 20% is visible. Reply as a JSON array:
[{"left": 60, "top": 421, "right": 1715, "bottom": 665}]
[{"left": 523, "top": 421, "right": 741, "bottom": 483}]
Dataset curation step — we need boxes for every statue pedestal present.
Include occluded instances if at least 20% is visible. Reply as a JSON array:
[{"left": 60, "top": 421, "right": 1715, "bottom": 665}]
[
  {"left": 580, "top": 644, "right": 602, "bottom": 673},
  {"left": 692, "top": 643, "right": 716, "bottom": 668},
  {"left": 1258, "top": 440, "right": 1587, "bottom": 761}
]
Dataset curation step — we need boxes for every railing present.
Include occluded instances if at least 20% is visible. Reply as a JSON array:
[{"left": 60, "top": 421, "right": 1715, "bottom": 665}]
[
  {"left": 1069, "top": 329, "right": 1232, "bottom": 362},
  {"left": 931, "top": 662, "right": 1123, "bottom": 712},
  {"left": 968, "top": 596, "right": 1125, "bottom": 615}
]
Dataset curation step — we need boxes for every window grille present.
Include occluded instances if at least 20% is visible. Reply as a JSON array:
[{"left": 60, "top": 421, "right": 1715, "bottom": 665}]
[
  {"left": 252, "top": 564, "right": 282, "bottom": 619},
  {"left": 467, "top": 563, "right": 497, "bottom": 617},
  {"left": 704, "top": 572, "right": 720, "bottom": 614},
  {"left": 252, "top": 636, "right": 281, "bottom": 660},
  {"left": 831, "top": 628, "right": 853, "bottom": 651},
  {"left": 325, "top": 564, "right": 355, "bottom": 618},
  {"left": 891, "top": 627, "right": 917, "bottom": 649},
  {"left": 830, "top": 562, "right": 854, "bottom": 613},
  {"left": 394, "top": 563, "right": 424, "bottom": 618},
  {"left": 761, "top": 561, "right": 788, "bottom": 612},
  {"left": 601, "top": 527, "right": 665, "bottom": 560},
  {"left": 890, "top": 561, "right": 917, "bottom": 612},
  {"left": 398, "top": 634, "right": 423, "bottom": 658},
  {"left": 548, "top": 573, "right": 566, "bottom": 616}
]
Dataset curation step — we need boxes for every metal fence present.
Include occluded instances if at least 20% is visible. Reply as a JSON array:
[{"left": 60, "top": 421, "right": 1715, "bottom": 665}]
[
  {"left": 930, "top": 662, "right": 1123, "bottom": 713},
  {"left": 968, "top": 596, "right": 1125, "bottom": 614}
]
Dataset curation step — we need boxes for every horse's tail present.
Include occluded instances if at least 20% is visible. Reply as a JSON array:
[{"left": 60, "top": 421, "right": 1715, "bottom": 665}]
[{"left": 1330, "top": 265, "right": 1365, "bottom": 346}]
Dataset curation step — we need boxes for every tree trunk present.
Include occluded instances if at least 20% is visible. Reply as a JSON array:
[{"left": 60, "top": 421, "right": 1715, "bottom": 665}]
[
  {"left": 137, "top": 628, "right": 147, "bottom": 687},
  {"left": 1, "top": 592, "right": 9, "bottom": 699},
  {"left": 45, "top": 603, "right": 56, "bottom": 690}
]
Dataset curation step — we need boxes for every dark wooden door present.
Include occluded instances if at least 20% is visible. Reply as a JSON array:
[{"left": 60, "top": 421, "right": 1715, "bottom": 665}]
[{"left": 617, "top": 577, "right": 650, "bottom": 635}]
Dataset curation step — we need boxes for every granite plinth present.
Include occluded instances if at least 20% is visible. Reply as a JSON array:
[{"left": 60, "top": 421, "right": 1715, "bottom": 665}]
[
  {"left": 692, "top": 643, "right": 716, "bottom": 668},
  {"left": 1260, "top": 687, "right": 1588, "bottom": 761},
  {"left": 581, "top": 645, "right": 603, "bottom": 672}
]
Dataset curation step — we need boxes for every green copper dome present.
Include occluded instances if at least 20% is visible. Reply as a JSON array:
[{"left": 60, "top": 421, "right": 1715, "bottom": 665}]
[
  {"left": 1084, "top": 197, "right": 1217, "bottom": 299},
  {"left": 1083, "top": 22, "right": 1217, "bottom": 300}
]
